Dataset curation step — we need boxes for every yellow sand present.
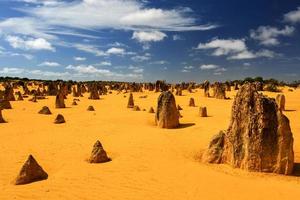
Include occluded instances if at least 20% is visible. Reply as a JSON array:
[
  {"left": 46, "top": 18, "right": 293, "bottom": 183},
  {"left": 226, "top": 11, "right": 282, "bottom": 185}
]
[{"left": 0, "top": 87, "right": 300, "bottom": 200}]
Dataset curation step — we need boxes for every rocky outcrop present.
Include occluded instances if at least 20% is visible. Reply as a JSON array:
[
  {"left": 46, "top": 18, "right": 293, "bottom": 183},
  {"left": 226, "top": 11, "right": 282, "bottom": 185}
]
[
  {"left": 202, "top": 83, "right": 294, "bottom": 175},
  {"left": 155, "top": 91, "right": 179, "bottom": 129},
  {"left": 276, "top": 94, "right": 285, "bottom": 111},
  {"left": 55, "top": 91, "right": 66, "bottom": 108},
  {"left": 213, "top": 82, "right": 226, "bottom": 99}
]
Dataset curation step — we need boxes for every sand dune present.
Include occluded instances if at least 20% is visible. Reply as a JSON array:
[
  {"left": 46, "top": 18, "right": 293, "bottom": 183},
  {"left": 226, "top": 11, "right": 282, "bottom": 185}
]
[{"left": 0, "top": 88, "right": 300, "bottom": 199}]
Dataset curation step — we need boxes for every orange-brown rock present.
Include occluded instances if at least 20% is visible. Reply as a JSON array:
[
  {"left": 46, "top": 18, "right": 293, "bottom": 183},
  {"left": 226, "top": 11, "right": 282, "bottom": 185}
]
[
  {"left": 127, "top": 93, "right": 134, "bottom": 108},
  {"left": 55, "top": 91, "right": 65, "bottom": 108},
  {"left": 88, "top": 140, "right": 110, "bottom": 163},
  {"left": 202, "top": 83, "right": 294, "bottom": 175},
  {"left": 189, "top": 98, "right": 195, "bottom": 107},
  {"left": 0, "top": 109, "right": 6, "bottom": 123},
  {"left": 199, "top": 107, "right": 207, "bottom": 117},
  {"left": 87, "top": 105, "right": 95, "bottom": 111},
  {"left": 148, "top": 107, "right": 155, "bottom": 113},
  {"left": 276, "top": 94, "right": 285, "bottom": 111},
  {"left": 0, "top": 99, "right": 12, "bottom": 109},
  {"left": 54, "top": 114, "right": 65, "bottom": 124},
  {"left": 14, "top": 155, "right": 48, "bottom": 185},
  {"left": 155, "top": 91, "right": 179, "bottom": 128},
  {"left": 38, "top": 106, "right": 52, "bottom": 115}
]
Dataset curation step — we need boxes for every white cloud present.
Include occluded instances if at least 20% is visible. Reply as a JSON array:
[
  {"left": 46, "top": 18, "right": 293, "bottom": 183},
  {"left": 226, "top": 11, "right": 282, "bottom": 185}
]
[
  {"left": 197, "top": 38, "right": 277, "bottom": 60},
  {"left": 284, "top": 7, "right": 300, "bottom": 23},
  {"left": 106, "top": 47, "right": 125, "bottom": 55},
  {"left": 66, "top": 64, "right": 143, "bottom": 80},
  {"left": 0, "top": 0, "right": 217, "bottom": 43},
  {"left": 73, "top": 43, "right": 106, "bottom": 56},
  {"left": 66, "top": 65, "right": 111, "bottom": 74},
  {"left": 197, "top": 39, "right": 247, "bottom": 56},
  {"left": 228, "top": 49, "right": 276, "bottom": 60},
  {"left": 183, "top": 65, "right": 194, "bottom": 69},
  {"left": 99, "top": 61, "right": 112, "bottom": 66},
  {"left": 132, "top": 31, "right": 167, "bottom": 43},
  {"left": 151, "top": 60, "right": 168, "bottom": 65},
  {"left": 0, "top": 47, "right": 33, "bottom": 60},
  {"left": 5, "top": 35, "right": 55, "bottom": 51},
  {"left": 250, "top": 26, "right": 294, "bottom": 46},
  {"left": 131, "top": 53, "right": 151, "bottom": 62},
  {"left": 16, "top": 0, "right": 62, "bottom": 6},
  {"left": 173, "top": 34, "right": 184, "bottom": 41},
  {"left": 0, "top": 67, "right": 25, "bottom": 74},
  {"left": 74, "top": 56, "right": 86, "bottom": 61},
  {"left": 200, "top": 64, "right": 219, "bottom": 70},
  {"left": 38, "top": 61, "right": 61, "bottom": 67}
]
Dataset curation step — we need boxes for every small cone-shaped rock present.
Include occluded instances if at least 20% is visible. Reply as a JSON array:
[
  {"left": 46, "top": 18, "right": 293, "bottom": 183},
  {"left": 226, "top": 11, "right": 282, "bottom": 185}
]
[
  {"left": 177, "top": 105, "right": 183, "bottom": 111},
  {"left": 88, "top": 140, "right": 110, "bottom": 163},
  {"left": 14, "top": 155, "right": 48, "bottom": 185},
  {"left": 72, "top": 101, "right": 77, "bottom": 106},
  {"left": 38, "top": 106, "right": 52, "bottom": 115},
  {"left": 0, "top": 99, "right": 12, "bottom": 109},
  {"left": 0, "top": 109, "right": 6, "bottom": 123},
  {"left": 155, "top": 91, "right": 179, "bottom": 129},
  {"left": 202, "top": 83, "right": 294, "bottom": 175},
  {"left": 87, "top": 105, "right": 95, "bottom": 111},
  {"left": 148, "top": 107, "right": 155, "bottom": 113},
  {"left": 199, "top": 106, "right": 208, "bottom": 117},
  {"left": 127, "top": 93, "right": 134, "bottom": 108},
  {"left": 276, "top": 94, "right": 285, "bottom": 111},
  {"left": 55, "top": 92, "right": 65, "bottom": 108},
  {"left": 54, "top": 114, "right": 65, "bottom": 124},
  {"left": 189, "top": 98, "right": 195, "bottom": 107},
  {"left": 133, "top": 105, "right": 141, "bottom": 111}
]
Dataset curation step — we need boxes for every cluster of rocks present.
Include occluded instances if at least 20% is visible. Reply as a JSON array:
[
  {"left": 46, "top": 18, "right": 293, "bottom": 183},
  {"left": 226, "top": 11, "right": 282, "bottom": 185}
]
[{"left": 14, "top": 140, "right": 110, "bottom": 185}]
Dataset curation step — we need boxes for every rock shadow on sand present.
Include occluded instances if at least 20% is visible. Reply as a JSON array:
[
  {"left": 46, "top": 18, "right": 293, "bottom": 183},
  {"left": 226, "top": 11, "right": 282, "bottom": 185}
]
[{"left": 177, "top": 123, "right": 196, "bottom": 129}]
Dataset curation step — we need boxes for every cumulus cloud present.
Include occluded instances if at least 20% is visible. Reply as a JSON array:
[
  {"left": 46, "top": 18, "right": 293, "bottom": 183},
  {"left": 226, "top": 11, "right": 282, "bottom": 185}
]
[
  {"left": 66, "top": 64, "right": 143, "bottom": 80},
  {"left": 132, "top": 31, "right": 167, "bottom": 43},
  {"left": 200, "top": 64, "right": 219, "bottom": 70},
  {"left": 197, "top": 39, "right": 247, "bottom": 56},
  {"left": 250, "top": 26, "right": 294, "bottom": 46},
  {"left": 38, "top": 61, "right": 61, "bottom": 67},
  {"left": 5, "top": 35, "right": 55, "bottom": 51},
  {"left": 106, "top": 47, "right": 125, "bottom": 55},
  {"left": 284, "top": 7, "right": 300, "bottom": 23},
  {"left": 196, "top": 38, "right": 277, "bottom": 60}
]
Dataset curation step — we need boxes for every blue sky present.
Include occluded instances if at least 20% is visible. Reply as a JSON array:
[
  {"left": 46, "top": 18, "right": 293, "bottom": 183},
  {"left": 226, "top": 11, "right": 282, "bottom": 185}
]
[{"left": 0, "top": 0, "right": 299, "bottom": 82}]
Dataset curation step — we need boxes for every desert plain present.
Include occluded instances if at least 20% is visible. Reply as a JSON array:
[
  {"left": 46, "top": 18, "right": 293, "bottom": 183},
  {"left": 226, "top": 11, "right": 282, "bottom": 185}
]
[{"left": 0, "top": 85, "right": 300, "bottom": 200}]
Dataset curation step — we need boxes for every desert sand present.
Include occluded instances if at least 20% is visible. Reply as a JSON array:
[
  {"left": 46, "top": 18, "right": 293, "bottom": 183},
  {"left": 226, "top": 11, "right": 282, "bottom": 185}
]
[{"left": 0, "top": 87, "right": 300, "bottom": 200}]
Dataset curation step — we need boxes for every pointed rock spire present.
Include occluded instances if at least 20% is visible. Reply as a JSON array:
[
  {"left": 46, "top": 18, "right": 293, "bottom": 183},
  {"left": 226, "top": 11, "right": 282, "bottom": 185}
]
[{"left": 14, "top": 155, "right": 48, "bottom": 185}]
